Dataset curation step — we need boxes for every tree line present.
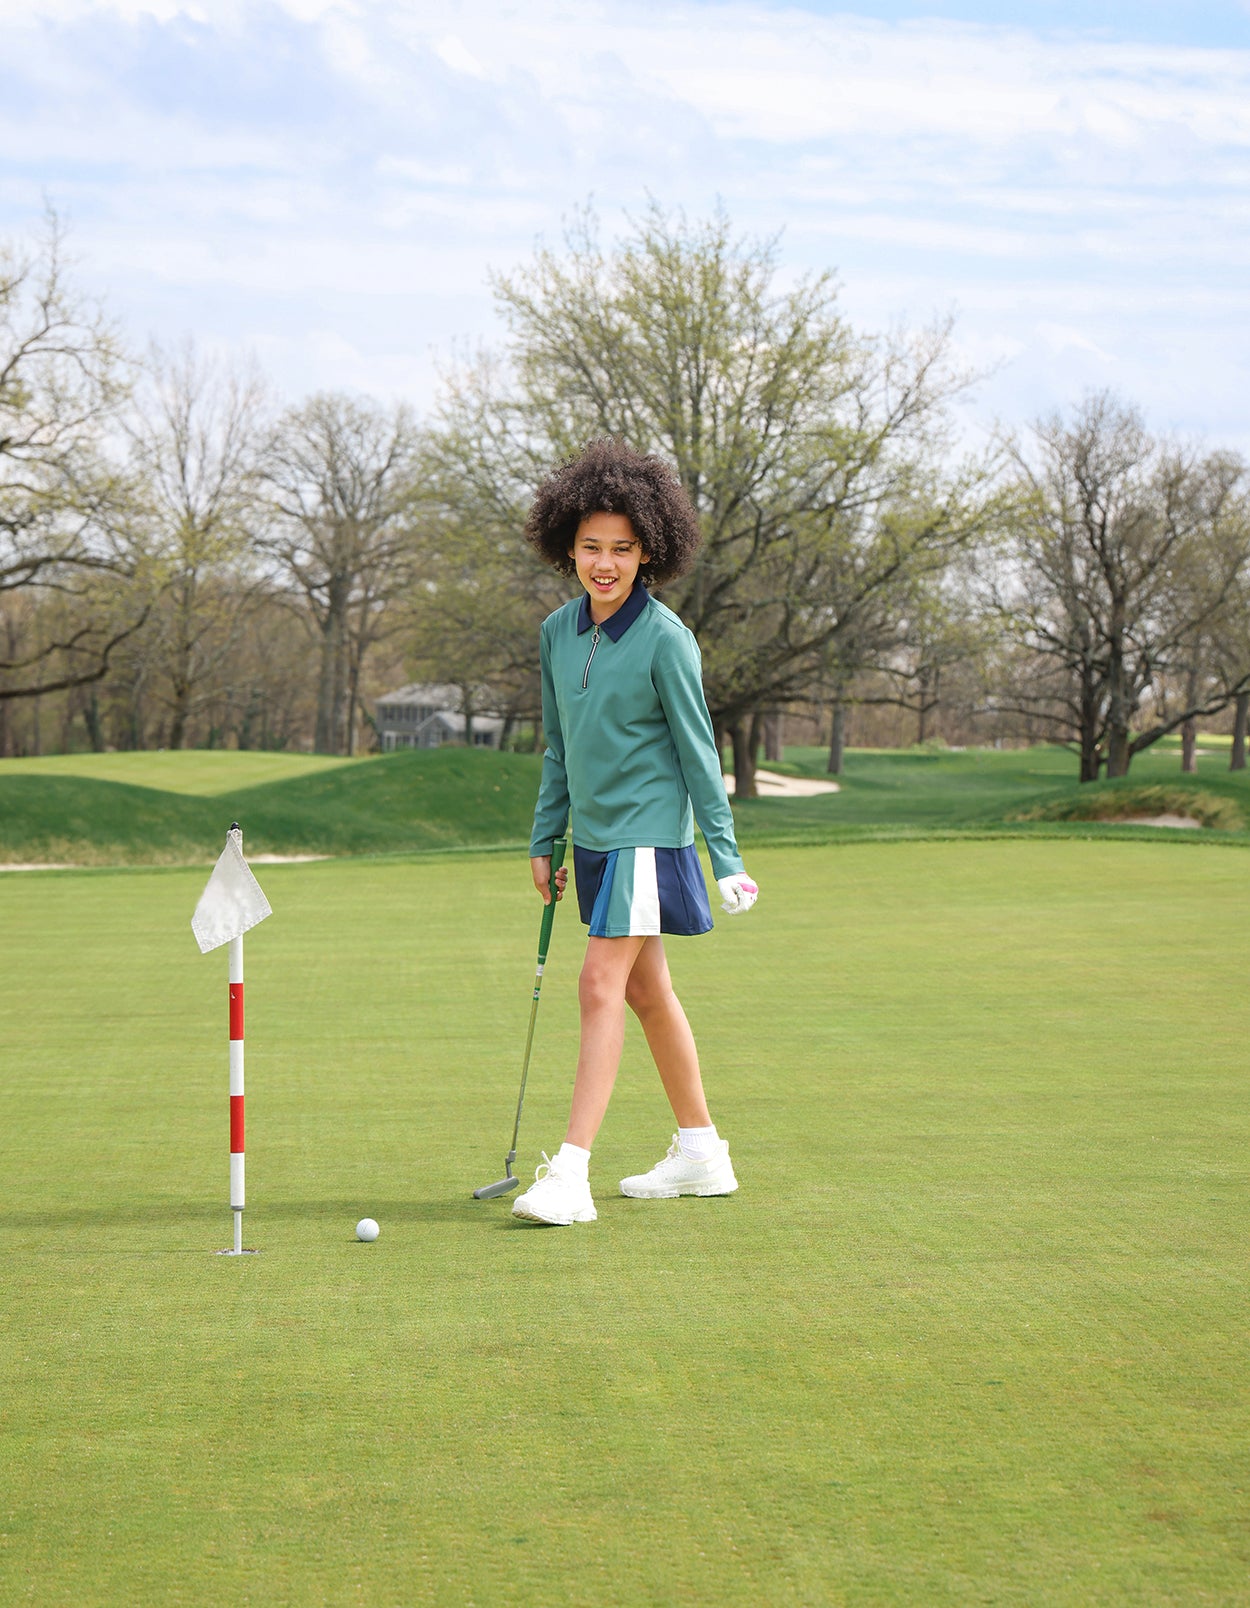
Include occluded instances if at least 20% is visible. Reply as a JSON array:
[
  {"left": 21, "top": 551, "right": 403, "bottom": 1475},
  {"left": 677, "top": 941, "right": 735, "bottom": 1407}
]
[{"left": 3, "top": 207, "right": 1249, "bottom": 793}]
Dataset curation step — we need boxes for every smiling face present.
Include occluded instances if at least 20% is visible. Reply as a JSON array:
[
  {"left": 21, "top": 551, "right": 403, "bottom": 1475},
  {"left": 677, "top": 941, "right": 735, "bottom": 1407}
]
[{"left": 569, "top": 511, "right": 649, "bottom": 620}]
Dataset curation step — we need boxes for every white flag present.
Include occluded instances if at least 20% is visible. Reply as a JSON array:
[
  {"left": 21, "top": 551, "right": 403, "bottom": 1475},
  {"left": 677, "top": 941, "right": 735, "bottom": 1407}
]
[{"left": 191, "top": 828, "right": 273, "bottom": 954}]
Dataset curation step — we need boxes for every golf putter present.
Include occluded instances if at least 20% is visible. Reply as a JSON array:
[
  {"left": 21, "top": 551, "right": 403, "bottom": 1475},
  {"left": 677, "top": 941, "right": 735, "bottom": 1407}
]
[{"left": 473, "top": 837, "right": 568, "bottom": 1199}]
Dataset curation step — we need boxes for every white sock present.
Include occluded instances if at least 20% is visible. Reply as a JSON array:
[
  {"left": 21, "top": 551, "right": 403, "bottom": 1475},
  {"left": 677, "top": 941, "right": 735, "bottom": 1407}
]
[
  {"left": 555, "top": 1142, "right": 591, "bottom": 1179},
  {"left": 678, "top": 1125, "right": 719, "bottom": 1161}
]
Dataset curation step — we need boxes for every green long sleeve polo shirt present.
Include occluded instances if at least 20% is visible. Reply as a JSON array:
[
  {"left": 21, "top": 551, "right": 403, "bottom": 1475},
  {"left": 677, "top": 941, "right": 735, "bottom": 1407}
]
[{"left": 529, "top": 585, "right": 745, "bottom": 880}]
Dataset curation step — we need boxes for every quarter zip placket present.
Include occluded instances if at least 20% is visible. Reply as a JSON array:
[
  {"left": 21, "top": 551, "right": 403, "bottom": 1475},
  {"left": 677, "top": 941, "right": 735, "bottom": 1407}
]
[{"left": 581, "top": 623, "right": 601, "bottom": 689}]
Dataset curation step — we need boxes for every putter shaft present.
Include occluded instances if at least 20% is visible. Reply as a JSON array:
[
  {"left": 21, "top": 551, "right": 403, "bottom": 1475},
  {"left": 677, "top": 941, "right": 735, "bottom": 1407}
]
[{"left": 472, "top": 839, "right": 567, "bottom": 1200}]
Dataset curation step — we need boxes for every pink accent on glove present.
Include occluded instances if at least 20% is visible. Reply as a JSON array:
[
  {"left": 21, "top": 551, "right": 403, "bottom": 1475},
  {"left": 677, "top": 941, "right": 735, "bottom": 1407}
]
[{"left": 717, "top": 873, "right": 759, "bottom": 914}]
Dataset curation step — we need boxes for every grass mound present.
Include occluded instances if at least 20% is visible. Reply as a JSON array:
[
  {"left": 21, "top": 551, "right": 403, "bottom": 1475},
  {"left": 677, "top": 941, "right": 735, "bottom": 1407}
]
[
  {"left": 5, "top": 742, "right": 1250, "bottom": 866},
  {"left": 229, "top": 746, "right": 541, "bottom": 856},
  {"left": 0, "top": 748, "right": 542, "bottom": 865},
  {"left": 1013, "top": 782, "right": 1243, "bottom": 831}
]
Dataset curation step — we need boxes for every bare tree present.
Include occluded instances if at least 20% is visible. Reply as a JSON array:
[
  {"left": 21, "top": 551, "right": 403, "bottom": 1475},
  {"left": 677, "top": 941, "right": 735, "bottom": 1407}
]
[
  {"left": 986, "top": 394, "right": 1250, "bottom": 779},
  {"left": 1209, "top": 573, "right": 1250, "bottom": 771},
  {"left": 127, "top": 342, "right": 269, "bottom": 748},
  {"left": 262, "top": 394, "right": 424, "bottom": 754},
  {"left": 850, "top": 562, "right": 992, "bottom": 746},
  {"left": 0, "top": 213, "right": 149, "bottom": 703}
]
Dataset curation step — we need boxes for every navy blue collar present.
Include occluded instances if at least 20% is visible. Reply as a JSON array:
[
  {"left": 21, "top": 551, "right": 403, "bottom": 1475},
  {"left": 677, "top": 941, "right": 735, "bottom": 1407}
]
[{"left": 576, "top": 581, "right": 650, "bottom": 640}]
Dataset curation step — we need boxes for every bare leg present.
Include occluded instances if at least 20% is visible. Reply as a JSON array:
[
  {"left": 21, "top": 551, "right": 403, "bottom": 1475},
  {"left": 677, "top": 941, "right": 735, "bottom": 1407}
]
[
  {"left": 564, "top": 935, "right": 647, "bottom": 1149},
  {"left": 624, "top": 937, "right": 713, "bottom": 1129}
]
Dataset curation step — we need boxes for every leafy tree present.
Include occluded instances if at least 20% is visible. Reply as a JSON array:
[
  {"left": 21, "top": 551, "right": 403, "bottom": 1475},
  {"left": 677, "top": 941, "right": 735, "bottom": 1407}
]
[
  {"left": 405, "top": 432, "right": 571, "bottom": 748},
  {"left": 431, "top": 204, "right": 997, "bottom": 795}
]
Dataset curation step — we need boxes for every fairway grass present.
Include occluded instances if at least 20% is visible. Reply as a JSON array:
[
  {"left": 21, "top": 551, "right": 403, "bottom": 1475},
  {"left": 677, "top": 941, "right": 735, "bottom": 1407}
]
[
  {"left": 2, "top": 842, "right": 1247, "bottom": 1604},
  {"left": 0, "top": 748, "right": 364, "bottom": 794},
  {"left": 4, "top": 742, "right": 1249, "bottom": 868}
]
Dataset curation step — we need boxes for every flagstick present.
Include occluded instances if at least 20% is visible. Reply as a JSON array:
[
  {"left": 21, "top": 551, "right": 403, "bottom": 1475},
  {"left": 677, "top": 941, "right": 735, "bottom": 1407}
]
[
  {"left": 217, "top": 824, "right": 257, "bottom": 1255},
  {"left": 230, "top": 931, "right": 245, "bottom": 1251},
  {"left": 197, "top": 821, "right": 268, "bottom": 1257}
]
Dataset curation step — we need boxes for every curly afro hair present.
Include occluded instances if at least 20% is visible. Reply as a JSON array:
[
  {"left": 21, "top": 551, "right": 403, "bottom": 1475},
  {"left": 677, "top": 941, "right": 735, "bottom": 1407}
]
[{"left": 524, "top": 438, "right": 702, "bottom": 589}]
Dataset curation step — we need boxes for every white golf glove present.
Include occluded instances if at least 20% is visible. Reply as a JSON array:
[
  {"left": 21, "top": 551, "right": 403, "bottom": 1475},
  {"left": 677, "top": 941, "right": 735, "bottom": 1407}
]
[{"left": 717, "top": 873, "right": 759, "bottom": 914}]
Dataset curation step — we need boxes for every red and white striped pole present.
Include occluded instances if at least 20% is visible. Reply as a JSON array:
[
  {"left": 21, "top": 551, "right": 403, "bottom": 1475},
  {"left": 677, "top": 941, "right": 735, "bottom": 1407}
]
[
  {"left": 228, "top": 931, "right": 246, "bottom": 1255},
  {"left": 193, "top": 819, "right": 269, "bottom": 1257}
]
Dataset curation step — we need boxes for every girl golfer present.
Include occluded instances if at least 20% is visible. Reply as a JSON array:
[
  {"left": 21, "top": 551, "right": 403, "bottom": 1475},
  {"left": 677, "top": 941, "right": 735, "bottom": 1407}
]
[{"left": 513, "top": 439, "right": 758, "bottom": 1227}]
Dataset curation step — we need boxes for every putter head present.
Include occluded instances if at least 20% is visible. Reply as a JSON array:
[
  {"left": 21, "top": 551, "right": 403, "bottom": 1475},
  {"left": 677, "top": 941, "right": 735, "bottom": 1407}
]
[{"left": 472, "top": 1175, "right": 521, "bottom": 1200}]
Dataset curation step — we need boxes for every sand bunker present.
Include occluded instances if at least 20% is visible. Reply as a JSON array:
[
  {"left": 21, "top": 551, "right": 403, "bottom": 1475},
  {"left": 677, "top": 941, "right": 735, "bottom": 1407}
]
[
  {"left": 1115, "top": 814, "right": 1202, "bottom": 830},
  {"left": 726, "top": 768, "right": 840, "bottom": 797}
]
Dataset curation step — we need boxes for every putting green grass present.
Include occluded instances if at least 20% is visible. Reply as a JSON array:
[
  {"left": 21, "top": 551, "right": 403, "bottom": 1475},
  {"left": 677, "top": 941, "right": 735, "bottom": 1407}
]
[{"left": 2, "top": 842, "right": 1247, "bottom": 1604}]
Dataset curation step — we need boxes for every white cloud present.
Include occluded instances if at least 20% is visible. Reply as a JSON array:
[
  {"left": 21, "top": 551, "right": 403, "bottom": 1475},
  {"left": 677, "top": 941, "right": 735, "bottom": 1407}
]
[
  {"left": 1036, "top": 322, "right": 1118, "bottom": 362},
  {"left": 1, "top": 0, "right": 1247, "bottom": 448},
  {"left": 433, "top": 34, "right": 487, "bottom": 80}
]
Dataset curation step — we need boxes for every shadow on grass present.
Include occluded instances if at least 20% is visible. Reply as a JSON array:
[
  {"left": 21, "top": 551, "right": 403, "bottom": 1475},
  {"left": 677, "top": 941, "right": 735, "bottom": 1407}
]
[{"left": 5, "top": 1196, "right": 505, "bottom": 1238}]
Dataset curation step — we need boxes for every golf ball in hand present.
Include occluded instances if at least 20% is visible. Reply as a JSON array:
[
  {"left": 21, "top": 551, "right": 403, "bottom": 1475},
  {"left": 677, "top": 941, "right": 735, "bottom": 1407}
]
[{"left": 355, "top": 1218, "right": 380, "bottom": 1242}]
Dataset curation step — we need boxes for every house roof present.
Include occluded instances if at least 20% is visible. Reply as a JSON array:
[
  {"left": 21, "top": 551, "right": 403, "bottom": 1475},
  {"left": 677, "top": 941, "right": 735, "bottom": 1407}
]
[{"left": 375, "top": 683, "right": 466, "bottom": 708}]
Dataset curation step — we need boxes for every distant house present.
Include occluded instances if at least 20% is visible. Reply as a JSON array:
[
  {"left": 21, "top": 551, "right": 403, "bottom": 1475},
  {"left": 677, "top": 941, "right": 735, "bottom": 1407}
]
[{"left": 374, "top": 683, "right": 504, "bottom": 751}]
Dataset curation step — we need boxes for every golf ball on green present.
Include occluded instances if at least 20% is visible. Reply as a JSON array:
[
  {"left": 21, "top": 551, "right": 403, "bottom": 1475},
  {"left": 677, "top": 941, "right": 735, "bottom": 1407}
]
[{"left": 355, "top": 1218, "right": 380, "bottom": 1242}]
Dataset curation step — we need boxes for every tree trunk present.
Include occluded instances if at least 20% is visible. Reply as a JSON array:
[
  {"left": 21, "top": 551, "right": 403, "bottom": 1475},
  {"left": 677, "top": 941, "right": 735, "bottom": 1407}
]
[
  {"left": 128, "top": 684, "right": 143, "bottom": 750},
  {"left": 1104, "top": 639, "right": 1132, "bottom": 778},
  {"left": 84, "top": 691, "right": 105, "bottom": 753},
  {"left": 1078, "top": 670, "right": 1101, "bottom": 782},
  {"left": 1180, "top": 717, "right": 1197, "bottom": 774},
  {"left": 315, "top": 582, "right": 351, "bottom": 754},
  {"left": 168, "top": 678, "right": 190, "bottom": 750},
  {"left": 1106, "top": 730, "right": 1131, "bottom": 778},
  {"left": 916, "top": 666, "right": 931, "bottom": 744},
  {"left": 167, "top": 578, "right": 195, "bottom": 751},
  {"left": 763, "top": 712, "right": 782, "bottom": 763},
  {"left": 730, "top": 720, "right": 757, "bottom": 800},
  {"left": 828, "top": 697, "right": 846, "bottom": 775},
  {"left": 1231, "top": 692, "right": 1248, "bottom": 771},
  {"left": 345, "top": 654, "right": 364, "bottom": 757}
]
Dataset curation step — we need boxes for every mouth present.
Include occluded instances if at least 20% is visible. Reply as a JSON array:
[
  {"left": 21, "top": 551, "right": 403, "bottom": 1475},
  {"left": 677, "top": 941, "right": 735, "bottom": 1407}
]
[{"left": 591, "top": 576, "right": 618, "bottom": 591}]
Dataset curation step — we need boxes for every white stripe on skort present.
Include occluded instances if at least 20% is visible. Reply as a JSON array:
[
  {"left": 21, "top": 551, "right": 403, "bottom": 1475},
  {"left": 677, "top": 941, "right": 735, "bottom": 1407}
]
[{"left": 630, "top": 846, "right": 661, "bottom": 936}]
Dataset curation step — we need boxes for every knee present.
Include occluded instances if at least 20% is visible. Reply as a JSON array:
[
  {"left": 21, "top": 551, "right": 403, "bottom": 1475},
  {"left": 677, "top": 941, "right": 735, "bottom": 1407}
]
[
  {"left": 625, "top": 970, "right": 671, "bottom": 1018},
  {"left": 579, "top": 960, "right": 623, "bottom": 1014}
]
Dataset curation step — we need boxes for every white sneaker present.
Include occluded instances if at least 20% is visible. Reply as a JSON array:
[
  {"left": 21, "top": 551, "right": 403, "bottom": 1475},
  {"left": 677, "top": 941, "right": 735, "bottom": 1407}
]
[
  {"left": 619, "top": 1136, "right": 739, "bottom": 1199},
  {"left": 512, "top": 1153, "right": 598, "bottom": 1225}
]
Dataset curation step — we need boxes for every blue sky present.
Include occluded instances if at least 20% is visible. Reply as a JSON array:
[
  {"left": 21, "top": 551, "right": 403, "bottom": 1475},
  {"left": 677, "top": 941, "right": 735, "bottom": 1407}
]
[{"left": 3, "top": 1, "right": 1248, "bottom": 449}]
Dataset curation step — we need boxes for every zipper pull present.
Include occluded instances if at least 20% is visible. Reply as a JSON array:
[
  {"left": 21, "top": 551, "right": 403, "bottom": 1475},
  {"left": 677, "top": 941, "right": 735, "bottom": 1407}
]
[{"left": 582, "top": 624, "right": 601, "bottom": 690}]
